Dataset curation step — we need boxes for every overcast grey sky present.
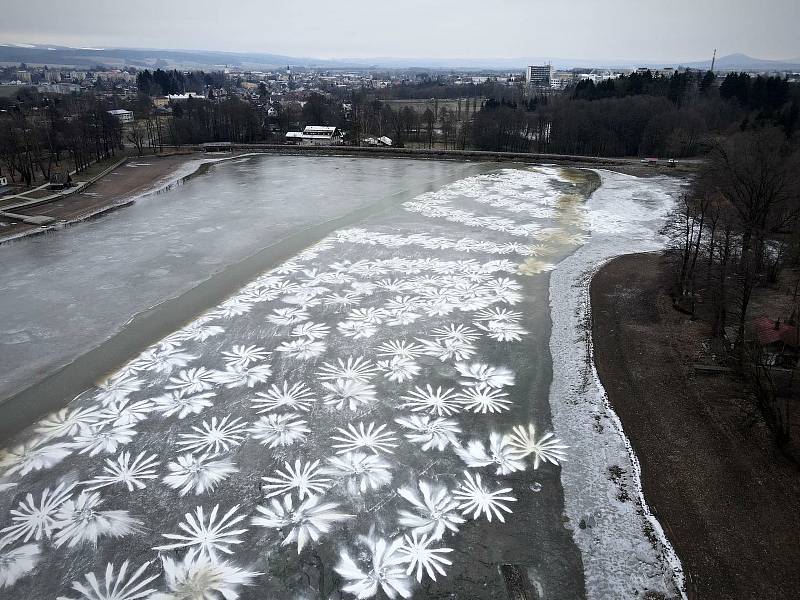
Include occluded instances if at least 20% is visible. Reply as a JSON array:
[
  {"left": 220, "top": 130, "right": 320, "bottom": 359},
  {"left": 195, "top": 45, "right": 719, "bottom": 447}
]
[{"left": 1, "top": 0, "right": 798, "bottom": 61}]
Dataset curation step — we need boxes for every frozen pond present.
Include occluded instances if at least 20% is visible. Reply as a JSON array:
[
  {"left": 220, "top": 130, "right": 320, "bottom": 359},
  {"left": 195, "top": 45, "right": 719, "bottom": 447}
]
[
  {"left": 0, "top": 156, "right": 482, "bottom": 402},
  {"left": 0, "top": 157, "right": 685, "bottom": 599}
]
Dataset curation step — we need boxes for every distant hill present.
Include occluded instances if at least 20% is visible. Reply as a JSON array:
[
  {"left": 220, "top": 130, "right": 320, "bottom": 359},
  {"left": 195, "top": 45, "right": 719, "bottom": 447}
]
[
  {"left": 1, "top": 44, "right": 798, "bottom": 72},
  {"left": 0, "top": 44, "right": 346, "bottom": 70},
  {"left": 683, "top": 53, "right": 800, "bottom": 71}
]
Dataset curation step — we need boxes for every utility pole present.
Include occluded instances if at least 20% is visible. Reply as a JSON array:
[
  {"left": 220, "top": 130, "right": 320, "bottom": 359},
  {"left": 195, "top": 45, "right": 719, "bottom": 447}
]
[{"left": 711, "top": 48, "right": 717, "bottom": 73}]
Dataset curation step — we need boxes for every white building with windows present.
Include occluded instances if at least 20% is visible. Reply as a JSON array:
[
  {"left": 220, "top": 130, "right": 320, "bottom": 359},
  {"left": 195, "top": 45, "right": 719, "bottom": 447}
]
[
  {"left": 526, "top": 65, "right": 554, "bottom": 88},
  {"left": 107, "top": 109, "right": 134, "bottom": 124}
]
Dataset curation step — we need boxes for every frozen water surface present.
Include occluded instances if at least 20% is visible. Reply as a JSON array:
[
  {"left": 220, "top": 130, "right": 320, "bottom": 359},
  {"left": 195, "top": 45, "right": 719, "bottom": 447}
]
[{"left": 0, "top": 157, "right": 685, "bottom": 599}]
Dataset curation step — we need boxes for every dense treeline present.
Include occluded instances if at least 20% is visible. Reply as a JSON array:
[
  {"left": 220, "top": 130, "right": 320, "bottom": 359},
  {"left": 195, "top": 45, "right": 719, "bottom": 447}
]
[
  {"left": 665, "top": 127, "right": 800, "bottom": 443},
  {"left": 472, "top": 71, "right": 800, "bottom": 157},
  {"left": 0, "top": 92, "right": 123, "bottom": 185},
  {"left": 136, "top": 69, "right": 225, "bottom": 96}
]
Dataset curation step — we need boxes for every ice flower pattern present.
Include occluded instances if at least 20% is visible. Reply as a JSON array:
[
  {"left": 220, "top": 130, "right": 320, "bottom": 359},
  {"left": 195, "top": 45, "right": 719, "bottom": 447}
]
[
  {"left": 248, "top": 413, "right": 310, "bottom": 448},
  {"left": 0, "top": 482, "right": 75, "bottom": 543},
  {"left": 252, "top": 381, "right": 316, "bottom": 413},
  {"left": 252, "top": 494, "right": 352, "bottom": 553},
  {"left": 331, "top": 422, "right": 399, "bottom": 455},
  {"left": 452, "top": 471, "right": 517, "bottom": 522},
  {"left": 58, "top": 560, "right": 158, "bottom": 600},
  {"left": 53, "top": 491, "right": 142, "bottom": 548},
  {"left": 154, "top": 504, "right": 248, "bottom": 561},
  {"left": 152, "top": 554, "right": 259, "bottom": 600},
  {"left": 163, "top": 453, "right": 239, "bottom": 497},
  {"left": 397, "top": 480, "right": 465, "bottom": 540},
  {"left": 0, "top": 541, "right": 40, "bottom": 588},
  {"left": 506, "top": 424, "right": 569, "bottom": 469},
  {"left": 261, "top": 459, "right": 330, "bottom": 499}
]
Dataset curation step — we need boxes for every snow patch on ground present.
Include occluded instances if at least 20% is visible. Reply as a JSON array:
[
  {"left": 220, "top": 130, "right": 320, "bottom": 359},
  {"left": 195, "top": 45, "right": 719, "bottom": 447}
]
[{"left": 549, "top": 170, "right": 688, "bottom": 599}]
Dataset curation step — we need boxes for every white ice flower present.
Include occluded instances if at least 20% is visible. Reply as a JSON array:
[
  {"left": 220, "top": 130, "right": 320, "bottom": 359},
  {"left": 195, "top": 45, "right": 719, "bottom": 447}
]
[
  {"left": 401, "top": 385, "right": 462, "bottom": 416},
  {"left": 53, "top": 491, "right": 142, "bottom": 548},
  {"left": 474, "top": 319, "right": 528, "bottom": 342},
  {"left": 261, "top": 459, "right": 330, "bottom": 499},
  {"left": 431, "top": 324, "right": 481, "bottom": 344},
  {"left": 73, "top": 423, "right": 137, "bottom": 456},
  {"left": 394, "top": 415, "right": 461, "bottom": 452},
  {"left": 151, "top": 554, "right": 259, "bottom": 600},
  {"left": 131, "top": 347, "right": 197, "bottom": 374},
  {"left": 290, "top": 322, "right": 331, "bottom": 340},
  {"left": 454, "top": 362, "right": 515, "bottom": 389},
  {"left": 252, "top": 381, "right": 316, "bottom": 413},
  {"left": 322, "top": 291, "right": 361, "bottom": 311},
  {"left": 331, "top": 422, "right": 398, "bottom": 455},
  {"left": 396, "top": 480, "right": 465, "bottom": 540},
  {"left": 322, "top": 452, "right": 393, "bottom": 494},
  {"left": 337, "top": 320, "right": 377, "bottom": 339},
  {"left": 248, "top": 413, "right": 310, "bottom": 448},
  {"left": 275, "top": 338, "right": 326, "bottom": 360},
  {"left": 154, "top": 504, "right": 248, "bottom": 561},
  {"left": 486, "top": 277, "right": 523, "bottom": 304},
  {"left": 163, "top": 453, "right": 238, "bottom": 497},
  {"left": 81, "top": 451, "right": 160, "bottom": 492},
  {"left": 209, "top": 364, "right": 272, "bottom": 389},
  {"left": 474, "top": 307, "right": 523, "bottom": 323},
  {"left": 346, "top": 307, "right": 386, "bottom": 325},
  {"left": 177, "top": 322, "right": 225, "bottom": 342},
  {"left": 506, "top": 424, "right": 568, "bottom": 469},
  {"left": 94, "top": 374, "right": 142, "bottom": 406},
  {"left": 416, "top": 337, "right": 476, "bottom": 362},
  {"left": 166, "top": 368, "right": 216, "bottom": 395},
  {"left": 35, "top": 406, "right": 101, "bottom": 439},
  {"left": 176, "top": 415, "right": 248, "bottom": 455},
  {"left": 454, "top": 387, "right": 513, "bottom": 414},
  {"left": 0, "top": 438, "right": 72, "bottom": 477},
  {"left": 335, "top": 535, "right": 412, "bottom": 600},
  {"left": 453, "top": 433, "right": 526, "bottom": 475},
  {"left": 0, "top": 541, "right": 40, "bottom": 589},
  {"left": 317, "top": 356, "right": 376, "bottom": 383},
  {"left": 376, "top": 340, "right": 425, "bottom": 360},
  {"left": 0, "top": 482, "right": 75, "bottom": 543},
  {"left": 151, "top": 391, "right": 215, "bottom": 419},
  {"left": 397, "top": 532, "right": 453, "bottom": 582},
  {"left": 97, "top": 399, "right": 155, "bottom": 427},
  {"left": 376, "top": 357, "right": 420, "bottom": 383},
  {"left": 220, "top": 345, "right": 270, "bottom": 369},
  {"left": 321, "top": 379, "right": 377, "bottom": 411},
  {"left": 267, "top": 307, "right": 310, "bottom": 326},
  {"left": 252, "top": 494, "right": 352, "bottom": 553},
  {"left": 452, "top": 471, "right": 516, "bottom": 522},
  {"left": 57, "top": 560, "right": 158, "bottom": 600}
]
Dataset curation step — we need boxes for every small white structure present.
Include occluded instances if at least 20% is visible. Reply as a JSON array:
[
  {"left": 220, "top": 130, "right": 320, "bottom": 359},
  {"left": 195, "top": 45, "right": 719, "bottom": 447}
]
[
  {"left": 299, "top": 126, "right": 343, "bottom": 145},
  {"left": 285, "top": 131, "right": 304, "bottom": 144},
  {"left": 107, "top": 109, "right": 134, "bottom": 124},
  {"left": 167, "top": 93, "right": 201, "bottom": 102},
  {"left": 285, "top": 126, "right": 343, "bottom": 145},
  {"left": 0, "top": 176, "right": 8, "bottom": 186},
  {"left": 363, "top": 136, "right": 393, "bottom": 147}
]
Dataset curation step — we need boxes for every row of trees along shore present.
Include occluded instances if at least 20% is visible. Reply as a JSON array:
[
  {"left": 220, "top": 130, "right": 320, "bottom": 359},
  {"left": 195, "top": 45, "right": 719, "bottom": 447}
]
[{"left": 665, "top": 126, "right": 800, "bottom": 449}]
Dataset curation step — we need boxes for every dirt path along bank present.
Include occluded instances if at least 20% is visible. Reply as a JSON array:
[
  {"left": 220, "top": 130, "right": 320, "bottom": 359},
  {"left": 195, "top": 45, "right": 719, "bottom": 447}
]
[{"left": 590, "top": 252, "right": 800, "bottom": 600}]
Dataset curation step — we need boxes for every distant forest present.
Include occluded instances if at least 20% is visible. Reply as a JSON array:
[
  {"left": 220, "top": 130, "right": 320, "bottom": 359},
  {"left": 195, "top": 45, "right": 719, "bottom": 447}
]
[{"left": 471, "top": 70, "right": 799, "bottom": 157}]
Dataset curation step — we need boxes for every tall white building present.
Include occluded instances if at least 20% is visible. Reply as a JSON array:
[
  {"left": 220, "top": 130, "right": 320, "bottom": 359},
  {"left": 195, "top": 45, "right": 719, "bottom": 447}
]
[{"left": 526, "top": 65, "right": 553, "bottom": 88}]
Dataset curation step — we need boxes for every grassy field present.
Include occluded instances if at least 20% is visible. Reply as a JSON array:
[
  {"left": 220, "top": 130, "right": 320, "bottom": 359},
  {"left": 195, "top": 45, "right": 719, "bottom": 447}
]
[{"left": 382, "top": 97, "right": 484, "bottom": 115}]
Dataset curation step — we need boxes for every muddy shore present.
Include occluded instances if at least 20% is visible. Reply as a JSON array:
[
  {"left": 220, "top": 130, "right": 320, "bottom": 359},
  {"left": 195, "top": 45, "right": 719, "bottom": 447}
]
[{"left": 591, "top": 252, "right": 800, "bottom": 599}]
